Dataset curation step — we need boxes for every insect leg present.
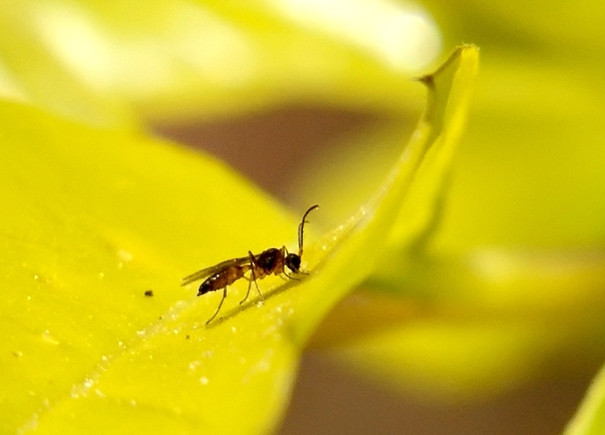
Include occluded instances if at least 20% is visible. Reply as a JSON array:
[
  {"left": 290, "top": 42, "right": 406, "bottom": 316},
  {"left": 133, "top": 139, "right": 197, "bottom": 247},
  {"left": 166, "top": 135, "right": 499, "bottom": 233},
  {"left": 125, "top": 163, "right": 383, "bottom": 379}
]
[
  {"left": 282, "top": 271, "right": 301, "bottom": 281},
  {"left": 239, "top": 251, "right": 263, "bottom": 305},
  {"left": 206, "top": 286, "right": 228, "bottom": 325},
  {"left": 242, "top": 251, "right": 265, "bottom": 302},
  {"left": 239, "top": 278, "right": 254, "bottom": 305}
]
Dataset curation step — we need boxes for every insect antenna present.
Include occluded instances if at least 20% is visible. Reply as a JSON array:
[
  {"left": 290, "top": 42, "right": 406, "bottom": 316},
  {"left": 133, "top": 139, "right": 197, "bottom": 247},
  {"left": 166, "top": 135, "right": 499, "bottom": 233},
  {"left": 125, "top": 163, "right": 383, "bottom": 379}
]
[{"left": 298, "top": 204, "right": 319, "bottom": 256}]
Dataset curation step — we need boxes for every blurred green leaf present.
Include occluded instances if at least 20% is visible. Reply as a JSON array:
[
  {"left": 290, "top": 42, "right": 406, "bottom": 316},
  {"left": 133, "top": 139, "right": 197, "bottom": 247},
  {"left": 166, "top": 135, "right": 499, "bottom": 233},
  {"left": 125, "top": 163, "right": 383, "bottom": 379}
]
[
  {"left": 436, "top": 56, "right": 605, "bottom": 250},
  {"left": 0, "top": 3, "right": 136, "bottom": 127},
  {"left": 566, "top": 364, "right": 605, "bottom": 435},
  {"left": 312, "top": 249, "right": 605, "bottom": 400},
  {"left": 305, "top": 0, "right": 605, "bottom": 405},
  {"left": 412, "top": 0, "right": 605, "bottom": 249},
  {"left": 0, "top": 0, "right": 440, "bottom": 123}
]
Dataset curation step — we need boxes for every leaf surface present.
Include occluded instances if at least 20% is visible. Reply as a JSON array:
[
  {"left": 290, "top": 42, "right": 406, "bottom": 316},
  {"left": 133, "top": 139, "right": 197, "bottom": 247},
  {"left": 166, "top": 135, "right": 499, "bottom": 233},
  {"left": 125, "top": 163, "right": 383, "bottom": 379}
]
[{"left": 0, "top": 45, "right": 478, "bottom": 433}]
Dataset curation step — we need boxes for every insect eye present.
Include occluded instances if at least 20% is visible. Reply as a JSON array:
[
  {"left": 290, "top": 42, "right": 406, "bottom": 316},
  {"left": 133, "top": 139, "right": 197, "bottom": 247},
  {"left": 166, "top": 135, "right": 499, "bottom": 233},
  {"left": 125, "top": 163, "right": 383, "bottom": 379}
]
[{"left": 286, "top": 254, "right": 301, "bottom": 272}]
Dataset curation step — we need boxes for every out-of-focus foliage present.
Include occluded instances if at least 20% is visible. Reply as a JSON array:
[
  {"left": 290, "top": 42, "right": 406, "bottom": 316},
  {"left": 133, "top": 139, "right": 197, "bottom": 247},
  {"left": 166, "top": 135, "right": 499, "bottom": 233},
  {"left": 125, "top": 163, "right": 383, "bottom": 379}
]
[
  {"left": 566, "top": 365, "right": 605, "bottom": 435},
  {"left": 0, "top": 0, "right": 440, "bottom": 123},
  {"left": 301, "top": 0, "right": 605, "bottom": 417}
]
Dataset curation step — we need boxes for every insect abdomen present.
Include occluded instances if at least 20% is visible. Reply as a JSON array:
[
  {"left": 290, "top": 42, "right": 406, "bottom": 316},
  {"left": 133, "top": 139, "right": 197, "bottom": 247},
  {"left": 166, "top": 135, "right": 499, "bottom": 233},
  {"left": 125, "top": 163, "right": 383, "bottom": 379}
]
[
  {"left": 198, "top": 275, "right": 218, "bottom": 296},
  {"left": 197, "top": 266, "right": 245, "bottom": 296}
]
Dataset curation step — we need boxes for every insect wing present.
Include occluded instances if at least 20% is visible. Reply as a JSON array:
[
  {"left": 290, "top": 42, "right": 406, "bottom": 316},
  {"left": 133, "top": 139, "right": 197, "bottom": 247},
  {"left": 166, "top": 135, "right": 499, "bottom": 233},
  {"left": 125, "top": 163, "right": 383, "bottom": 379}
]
[{"left": 181, "top": 257, "right": 250, "bottom": 286}]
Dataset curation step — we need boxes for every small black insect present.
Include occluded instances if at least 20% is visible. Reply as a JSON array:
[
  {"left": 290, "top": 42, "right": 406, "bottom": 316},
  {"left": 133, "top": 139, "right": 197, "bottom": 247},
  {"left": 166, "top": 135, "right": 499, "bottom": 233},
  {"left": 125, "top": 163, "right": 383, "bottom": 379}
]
[{"left": 181, "top": 205, "right": 319, "bottom": 325}]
